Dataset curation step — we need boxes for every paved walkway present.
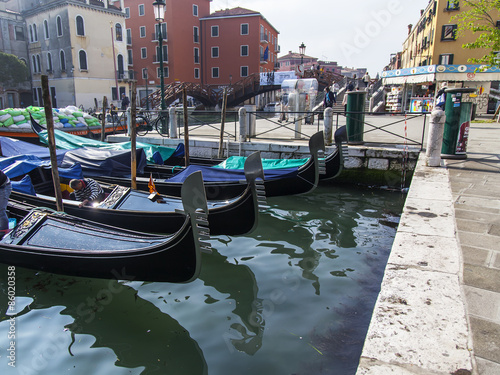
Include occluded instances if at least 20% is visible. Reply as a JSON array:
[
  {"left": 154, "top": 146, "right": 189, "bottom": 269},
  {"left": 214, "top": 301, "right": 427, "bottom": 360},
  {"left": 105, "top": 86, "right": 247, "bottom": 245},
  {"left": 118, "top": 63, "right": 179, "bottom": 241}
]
[
  {"left": 356, "top": 119, "right": 500, "bottom": 375},
  {"left": 447, "top": 122, "right": 500, "bottom": 374}
]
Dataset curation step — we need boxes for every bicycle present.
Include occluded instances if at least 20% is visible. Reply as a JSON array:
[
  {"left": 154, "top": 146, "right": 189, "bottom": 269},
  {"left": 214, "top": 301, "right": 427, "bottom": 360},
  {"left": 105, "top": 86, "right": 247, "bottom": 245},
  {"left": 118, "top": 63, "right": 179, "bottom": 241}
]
[
  {"left": 151, "top": 110, "right": 169, "bottom": 137},
  {"left": 118, "top": 109, "right": 153, "bottom": 136}
]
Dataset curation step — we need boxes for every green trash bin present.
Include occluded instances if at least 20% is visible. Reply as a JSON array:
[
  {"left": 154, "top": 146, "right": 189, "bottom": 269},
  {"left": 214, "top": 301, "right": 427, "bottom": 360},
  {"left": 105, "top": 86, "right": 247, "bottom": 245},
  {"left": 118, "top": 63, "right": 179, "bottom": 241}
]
[
  {"left": 346, "top": 91, "right": 366, "bottom": 144},
  {"left": 441, "top": 87, "right": 476, "bottom": 159}
]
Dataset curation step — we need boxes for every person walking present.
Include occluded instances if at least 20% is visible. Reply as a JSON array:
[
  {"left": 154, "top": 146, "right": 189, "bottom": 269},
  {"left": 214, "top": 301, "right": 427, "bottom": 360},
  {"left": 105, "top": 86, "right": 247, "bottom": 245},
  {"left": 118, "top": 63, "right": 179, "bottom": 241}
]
[
  {"left": 323, "top": 86, "right": 335, "bottom": 108},
  {"left": 121, "top": 93, "right": 130, "bottom": 110},
  {"left": 332, "top": 82, "right": 340, "bottom": 102},
  {"left": 362, "top": 72, "right": 371, "bottom": 88}
]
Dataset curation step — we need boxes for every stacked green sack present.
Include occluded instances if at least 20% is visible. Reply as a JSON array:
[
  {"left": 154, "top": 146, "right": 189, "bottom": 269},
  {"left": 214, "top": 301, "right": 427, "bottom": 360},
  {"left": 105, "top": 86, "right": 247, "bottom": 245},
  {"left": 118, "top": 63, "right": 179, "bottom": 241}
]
[{"left": 0, "top": 106, "right": 100, "bottom": 129}]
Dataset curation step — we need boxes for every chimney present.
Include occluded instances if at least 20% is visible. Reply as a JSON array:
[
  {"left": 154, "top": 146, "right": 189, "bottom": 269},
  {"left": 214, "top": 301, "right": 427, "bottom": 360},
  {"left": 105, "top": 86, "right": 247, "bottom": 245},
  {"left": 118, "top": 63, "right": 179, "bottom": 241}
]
[
  {"left": 408, "top": 24, "right": 413, "bottom": 35},
  {"left": 420, "top": 9, "right": 424, "bottom": 15}
]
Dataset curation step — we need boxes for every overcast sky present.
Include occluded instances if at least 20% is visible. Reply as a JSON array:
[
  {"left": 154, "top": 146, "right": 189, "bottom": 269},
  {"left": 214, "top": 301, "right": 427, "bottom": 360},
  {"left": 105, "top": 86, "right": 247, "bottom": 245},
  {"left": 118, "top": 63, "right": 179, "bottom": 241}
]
[{"left": 210, "top": 0, "right": 431, "bottom": 75}]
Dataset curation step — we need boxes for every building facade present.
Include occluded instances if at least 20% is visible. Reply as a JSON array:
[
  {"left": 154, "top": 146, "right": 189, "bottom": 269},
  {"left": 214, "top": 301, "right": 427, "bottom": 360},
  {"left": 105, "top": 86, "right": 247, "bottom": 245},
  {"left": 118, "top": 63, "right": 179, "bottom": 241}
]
[
  {"left": 0, "top": 1, "right": 30, "bottom": 108},
  {"left": 124, "top": 0, "right": 211, "bottom": 104},
  {"left": 199, "top": 7, "right": 279, "bottom": 86},
  {"left": 382, "top": 0, "right": 500, "bottom": 114}
]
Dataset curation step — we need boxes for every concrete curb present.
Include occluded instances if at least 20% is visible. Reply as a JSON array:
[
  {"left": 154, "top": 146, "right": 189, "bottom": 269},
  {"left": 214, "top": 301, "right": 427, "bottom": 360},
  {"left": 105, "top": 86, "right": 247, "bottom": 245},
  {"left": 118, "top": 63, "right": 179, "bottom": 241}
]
[{"left": 356, "top": 153, "right": 473, "bottom": 375}]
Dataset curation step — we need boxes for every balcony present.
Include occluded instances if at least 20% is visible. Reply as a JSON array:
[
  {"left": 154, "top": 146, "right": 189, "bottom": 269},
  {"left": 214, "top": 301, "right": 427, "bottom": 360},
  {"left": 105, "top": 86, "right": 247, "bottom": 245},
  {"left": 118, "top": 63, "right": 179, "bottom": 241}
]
[
  {"left": 275, "top": 45, "right": 280, "bottom": 53},
  {"left": 260, "top": 34, "right": 268, "bottom": 43},
  {"left": 153, "top": 55, "right": 168, "bottom": 64}
]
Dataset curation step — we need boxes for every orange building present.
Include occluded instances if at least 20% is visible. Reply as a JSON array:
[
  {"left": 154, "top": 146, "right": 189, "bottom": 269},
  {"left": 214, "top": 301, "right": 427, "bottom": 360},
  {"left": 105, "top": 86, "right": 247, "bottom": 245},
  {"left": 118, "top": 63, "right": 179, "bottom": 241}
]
[
  {"left": 200, "top": 7, "right": 279, "bottom": 86},
  {"left": 124, "top": 0, "right": 211, "bottom": 103}
]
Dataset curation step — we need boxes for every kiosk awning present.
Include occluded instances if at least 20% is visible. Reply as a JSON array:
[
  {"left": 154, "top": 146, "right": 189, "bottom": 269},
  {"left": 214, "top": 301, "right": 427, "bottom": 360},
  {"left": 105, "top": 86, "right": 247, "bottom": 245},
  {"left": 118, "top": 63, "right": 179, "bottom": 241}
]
[{"left": 382, "top": 73, "right": 435, "bottom": 85}]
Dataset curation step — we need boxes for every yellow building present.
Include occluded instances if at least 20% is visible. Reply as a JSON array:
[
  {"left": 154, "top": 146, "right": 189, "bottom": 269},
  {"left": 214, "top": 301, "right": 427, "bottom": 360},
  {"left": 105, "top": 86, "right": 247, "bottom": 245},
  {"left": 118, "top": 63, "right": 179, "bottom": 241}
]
[{"left": 382, "top": 0, "right": 500, "bottom": 114}]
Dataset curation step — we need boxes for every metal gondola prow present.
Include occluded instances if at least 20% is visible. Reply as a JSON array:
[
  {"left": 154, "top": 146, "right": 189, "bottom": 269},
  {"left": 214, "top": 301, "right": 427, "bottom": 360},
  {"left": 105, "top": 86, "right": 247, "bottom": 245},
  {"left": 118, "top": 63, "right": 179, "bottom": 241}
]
[
  {"left": 309, "top": 131, "right": 326, "bottom": 178},
  {"left": 180, "top": 171, "right": 211, "bottom": 255},
  {"left": 244, "top": 151, "right": 268, "bottom": 214}
]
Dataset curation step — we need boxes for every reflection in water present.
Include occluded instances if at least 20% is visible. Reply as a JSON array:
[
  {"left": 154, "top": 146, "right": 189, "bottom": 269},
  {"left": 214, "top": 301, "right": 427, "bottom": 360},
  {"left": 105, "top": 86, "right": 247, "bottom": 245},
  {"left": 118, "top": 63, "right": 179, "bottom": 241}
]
[
  {"left": 199, "top": 248, "right": 264, "bottom": 355},
  {"left": 0, "top": 184, "right": 404, "bottom": 375},
  {"left": 0, "top": 269, "right": 207, "bottom": 374}
]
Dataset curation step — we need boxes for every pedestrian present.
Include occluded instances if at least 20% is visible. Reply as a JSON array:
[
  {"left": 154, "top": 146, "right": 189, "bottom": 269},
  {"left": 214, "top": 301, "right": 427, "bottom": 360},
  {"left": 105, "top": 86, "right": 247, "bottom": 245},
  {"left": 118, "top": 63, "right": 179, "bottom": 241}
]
[
  {"left": 435, "top": 82, "right": 448, "bottom": 110},
  {"left": 347, "top": 80, "right": 355, "bottom": 92},
  {"left": 69, "top": 178, "right": 106, "bottom": 208},
  {"left": 121, "top": 93, "right": 130, "bottom": 110},
  {"left": 362, "top": 72, "right": 371, "bottom": 88},
  {"left": 332, "top": 82, "right": 339, "bottom": 101},
  {"left": 323, "top": 86, "right": 335, "bottom": 108},
  {"left": 0, "top": 170, "right": 12, "bottom": 234}
]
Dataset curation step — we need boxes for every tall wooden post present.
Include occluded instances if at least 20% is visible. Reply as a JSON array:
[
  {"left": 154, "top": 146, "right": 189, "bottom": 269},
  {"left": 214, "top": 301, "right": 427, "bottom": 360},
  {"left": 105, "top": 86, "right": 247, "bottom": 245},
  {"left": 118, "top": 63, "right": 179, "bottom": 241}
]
[
  {"left": 101, "top": 96, "right": 108, "bottom": 142},
  {"left": 130, "top": 81, "right": 137, "bottom": 190},
  {"left": 183, "top": 86, "right": 190, "bottom": 167},
  {"left": 41, "top": 75, "right": 63, "bottom": 212},
  {"left": 218, "top": 88, "right": 227, "bottom": 158}
]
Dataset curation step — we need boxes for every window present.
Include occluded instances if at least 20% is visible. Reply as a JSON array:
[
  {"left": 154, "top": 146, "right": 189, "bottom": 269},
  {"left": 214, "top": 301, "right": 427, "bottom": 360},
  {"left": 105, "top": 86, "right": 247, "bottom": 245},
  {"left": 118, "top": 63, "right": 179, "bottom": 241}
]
[
  {"left": 241, "top": 45, "right": 248, "bottom": 56},
  {"left": 193, "top": 26, "right": 199, "bottom": 43},
  {"left": 127, "top": 49, "right": 133, "bottom": 65},
  {"left": 47, "top": 52, "right": 53, "bottom": 72},
  {"left": 157, "top": 66, "right": 169, "bottom": 78},
  {"left": 193, "top": 4, "right": 198, "bottom": 16},
  {"left": 139, "top": 4, "right": 145, "bottom": 16},
  {"left": 29, "top": 25, "right": 33, "bottom": 42},
  {"left": 140, "top": 26, "right": 146, "bottom": 38},
  {"left": 439, "top": 54, "right": 454, "bottom": 65},
  {"left": 194, "top": 68, "right": 199, "bottom": 79},
  {"left": 76, "top": 16, "right": 85, "bottom": 36},
  {"left": 125, "top": 7, "right": 130, "bottom": 18},
  {"left": 44, "top": 20, "right": 49, "bottom": 39},
  {"left": 79, "top": 50, "right": 88, "bottom": 70},
  {"left": 15, "top": 26, "right": 24, "bottom": 41},
  {"left": 212, "top": 67, "right": 219, "bottom": 78},
  {"left": 126, "top": 28, "right": 132, "bottom": 45},
  {"left": 115, "top": 23, "right": 122, "bottom": 41},
  {"left": 241, "top": 23, "right": 248, "bottom": 35},
  {"left": 60, "top": 50, "right": 66, "bottom": 71},
  {"left": 141, "top": 47, "right": 147, "bottom": 59},
  {"left": 446, "top": 0, "right": 459, "bottom": 10},
  {"left": 211, "top": 47, "right": 219, "bottom": 58},
  {"left": 57, "top": 16, "right": 63, "bottom": 37},
  {"left": 31, "top": 55, "right": 37, "bottom": 73},
  {"left": 194, "top": 47, "right": 199, "bottom": 64},
  {"left": 117, "top": 55, "right": 124, "bottom": 78},
  {"left": 156, "top": 45, "right": 168, "bottom": 62},
  {"left": 211, "top": 25, "right": 219, "bottom": 37},
  {"left": 241, "top": 66, "right": 248, "bottom": 77},
  {"left": 33, "top": 23, "right": 38, "bottom": 42},
  {"left": 36, "top": 54, "right": 41, "bottom": 73},
  {"left": 496, "top": 20, "right": 500, "bottom": 29},
  {"left": 441, "top": 24, "right": 457, "bottom": 41},
  {"left": 155, "top": 23, "right": 167, "bottom": 40}
]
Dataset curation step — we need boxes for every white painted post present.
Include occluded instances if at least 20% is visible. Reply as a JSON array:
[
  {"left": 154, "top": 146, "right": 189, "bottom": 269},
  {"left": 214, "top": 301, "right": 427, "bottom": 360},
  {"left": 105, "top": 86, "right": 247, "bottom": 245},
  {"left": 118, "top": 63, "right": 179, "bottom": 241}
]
[
  {"left": 323, "top": 107, "right": 333, "bottom": 145},
  {"left": 425, "top": 108, "right": 446, "bottom": 167},
  {"left": 169, "top": 107, "right": 178, "bottom": 138},
  {"left": 239, "top": 107, "right": 247, "bottom": 142}
]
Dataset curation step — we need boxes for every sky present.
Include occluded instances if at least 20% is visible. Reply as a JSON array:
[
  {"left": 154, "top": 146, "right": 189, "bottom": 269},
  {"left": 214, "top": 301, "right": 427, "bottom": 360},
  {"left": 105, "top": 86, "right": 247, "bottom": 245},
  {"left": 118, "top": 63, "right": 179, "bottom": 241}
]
[{"left": 210, "top": 0, "right": 431, "bottom": 75}]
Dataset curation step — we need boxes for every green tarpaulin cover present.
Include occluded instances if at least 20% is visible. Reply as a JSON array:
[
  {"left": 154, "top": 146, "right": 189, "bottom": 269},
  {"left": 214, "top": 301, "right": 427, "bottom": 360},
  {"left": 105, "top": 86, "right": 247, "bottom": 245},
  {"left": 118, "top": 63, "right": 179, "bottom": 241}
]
[
  {"left": 38, "top": 129, "right": 177, "bottom": 164},
  {"left": 215, "top": 156, "right": 308, "bottom": 170}
]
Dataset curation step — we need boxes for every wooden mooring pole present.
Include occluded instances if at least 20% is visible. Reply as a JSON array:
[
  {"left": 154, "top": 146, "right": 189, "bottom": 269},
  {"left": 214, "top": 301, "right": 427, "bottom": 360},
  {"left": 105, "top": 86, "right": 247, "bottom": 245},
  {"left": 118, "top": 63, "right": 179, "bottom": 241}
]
[
  {"left": 41, "top": 75, "right": 63, "bottom": 212},
  {"left": 101, "top": 96, "right": 108, "bottom": 142},
  {"left": 218, "top": 88, "right": 227, "bottom": 159},
  {"left": 130, "top": 81, "right": 137, "bottom": 190},
  {"left": 183, "top": 86, "right": 190, "bottom": 167}
]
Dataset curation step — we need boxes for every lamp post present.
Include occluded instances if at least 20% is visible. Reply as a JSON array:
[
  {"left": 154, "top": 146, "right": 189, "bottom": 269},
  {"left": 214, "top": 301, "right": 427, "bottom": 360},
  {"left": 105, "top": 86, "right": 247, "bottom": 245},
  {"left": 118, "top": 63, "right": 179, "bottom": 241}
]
[
  {"left": 153, "top": 0, "right": 166, "bottom": 124},
  {"left": 144, "top": 68, "right": 149, "bottom": 110},
  {"left": 299, "top": 42, "right": 306, "bottom": 65}
]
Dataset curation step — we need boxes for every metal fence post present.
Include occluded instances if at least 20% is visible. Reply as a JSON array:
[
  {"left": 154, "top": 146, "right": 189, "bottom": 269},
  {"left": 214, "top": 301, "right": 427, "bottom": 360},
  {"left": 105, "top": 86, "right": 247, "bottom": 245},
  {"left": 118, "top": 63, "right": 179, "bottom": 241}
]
[
  {"left": 169, "top": 107, "right": 178, "bottom": 138},
  {"left": 126, "top": 107, "right": 131, "bottom": 136}
]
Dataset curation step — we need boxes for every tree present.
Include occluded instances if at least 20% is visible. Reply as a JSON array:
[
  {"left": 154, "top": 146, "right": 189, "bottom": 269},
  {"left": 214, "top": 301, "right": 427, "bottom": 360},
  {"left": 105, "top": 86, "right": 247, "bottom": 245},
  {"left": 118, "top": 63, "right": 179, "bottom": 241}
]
[
  {"left": 0, "top": 52, "right": 29, "bottom": 86},
  {"left": 453, "top": 0, "right": 500, "bottom": 67}
]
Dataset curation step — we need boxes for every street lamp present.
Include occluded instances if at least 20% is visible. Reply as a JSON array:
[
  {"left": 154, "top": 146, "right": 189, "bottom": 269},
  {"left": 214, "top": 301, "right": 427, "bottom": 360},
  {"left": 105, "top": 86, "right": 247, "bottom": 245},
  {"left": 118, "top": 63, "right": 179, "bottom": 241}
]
[
  {"left": 153, "top": 0, "right": 166, "bottom": 118},
  {"left": 299, "top": 42, "right": 306, "bottom": 64}
]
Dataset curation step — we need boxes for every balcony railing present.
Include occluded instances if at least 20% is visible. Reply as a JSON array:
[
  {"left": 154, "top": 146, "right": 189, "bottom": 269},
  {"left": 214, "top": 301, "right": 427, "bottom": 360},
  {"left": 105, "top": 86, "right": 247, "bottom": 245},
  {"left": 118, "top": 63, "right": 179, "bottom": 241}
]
[
  {"left": 260, "top": 34, "right": 268, "bottom": 43},
  {"left": 151, "top": 31, "right": 167, "bottom": 41},
  {"left": 153, "top": 55, "right": 169, "bottom": 64}
]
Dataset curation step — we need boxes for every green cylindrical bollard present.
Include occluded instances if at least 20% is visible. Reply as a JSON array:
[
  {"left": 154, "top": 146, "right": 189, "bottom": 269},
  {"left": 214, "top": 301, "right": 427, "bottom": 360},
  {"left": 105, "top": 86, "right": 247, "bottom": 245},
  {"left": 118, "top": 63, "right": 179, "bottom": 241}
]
[
  {"left": 346, "top": 91, "right": 366, "bottom": 144},
  {"left": 441, "top": 87, "right": 476, "bottom": 159}
]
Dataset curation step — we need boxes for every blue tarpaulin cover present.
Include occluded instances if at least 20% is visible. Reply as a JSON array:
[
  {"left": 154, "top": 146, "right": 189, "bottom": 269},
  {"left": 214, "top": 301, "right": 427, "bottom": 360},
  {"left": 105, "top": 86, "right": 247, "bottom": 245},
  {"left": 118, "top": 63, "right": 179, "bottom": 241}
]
[
  {"left": 60, "top": 147, "right": 147, "bottom": 177},
  {"left": 0, "top": 156, "right": 84, "bottom": 180},
  {"left": 165, "top": 164, "right": 299, "bottom": 183},
  {"left": 11, "top": 175, "right": 36, "bottom": 196},
  {"left": 0, "top": 136, "right": 67, "bottom": 162}
]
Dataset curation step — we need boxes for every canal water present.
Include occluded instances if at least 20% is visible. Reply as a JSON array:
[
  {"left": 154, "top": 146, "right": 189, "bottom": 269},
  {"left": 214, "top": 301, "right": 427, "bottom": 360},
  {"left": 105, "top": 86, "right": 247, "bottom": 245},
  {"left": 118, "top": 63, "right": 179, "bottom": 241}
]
[{"left": 0, "top": 183, "right": 404, "bottom": 375}]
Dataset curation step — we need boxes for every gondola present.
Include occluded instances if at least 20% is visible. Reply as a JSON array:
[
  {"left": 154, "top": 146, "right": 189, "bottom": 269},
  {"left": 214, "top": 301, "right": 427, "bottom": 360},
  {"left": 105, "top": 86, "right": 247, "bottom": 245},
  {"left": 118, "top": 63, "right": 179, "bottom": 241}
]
[
  {"left": 96, "top": 131, "right": 327, "bottom": 200},
  {"left": 6, "top": 152, "right": 265, "bottom": 236},
  {"left": 0, "top": 171, "right": 210, "bottom": 282}
]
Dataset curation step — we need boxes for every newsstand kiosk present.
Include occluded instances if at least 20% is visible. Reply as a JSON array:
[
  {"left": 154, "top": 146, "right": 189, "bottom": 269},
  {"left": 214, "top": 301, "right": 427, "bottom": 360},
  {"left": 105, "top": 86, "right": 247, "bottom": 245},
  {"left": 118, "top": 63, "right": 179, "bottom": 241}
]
[{"left": 441, "top": 87, "right": 476, "bottom": 159}]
